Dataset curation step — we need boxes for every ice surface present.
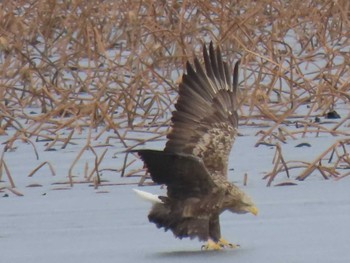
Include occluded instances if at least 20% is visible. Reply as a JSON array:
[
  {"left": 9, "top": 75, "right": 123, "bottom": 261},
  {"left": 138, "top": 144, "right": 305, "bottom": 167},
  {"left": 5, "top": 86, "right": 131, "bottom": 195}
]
[{"left": 1, "top": 128, "right": 350, "bottom": 263}]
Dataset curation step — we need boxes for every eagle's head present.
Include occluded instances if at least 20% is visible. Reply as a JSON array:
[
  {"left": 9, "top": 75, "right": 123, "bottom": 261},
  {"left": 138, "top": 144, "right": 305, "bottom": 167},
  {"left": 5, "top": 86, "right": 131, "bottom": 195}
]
[{"left": 224, "top": 183, "right": 258, "bottom": 216}]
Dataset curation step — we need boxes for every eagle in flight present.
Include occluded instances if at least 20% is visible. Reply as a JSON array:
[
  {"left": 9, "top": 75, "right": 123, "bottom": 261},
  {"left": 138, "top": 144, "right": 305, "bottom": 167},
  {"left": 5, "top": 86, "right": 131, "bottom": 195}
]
[{"left": 132, "top": 42, "right": 258, "bottom": 250}]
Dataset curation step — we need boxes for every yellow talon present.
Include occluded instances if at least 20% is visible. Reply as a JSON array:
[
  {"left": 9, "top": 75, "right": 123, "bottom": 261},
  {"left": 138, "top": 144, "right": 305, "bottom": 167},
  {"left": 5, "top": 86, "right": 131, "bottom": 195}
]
[
  {"left": 218, "top": 238, "right": 239, "bottom": 249},
  {"left": 201, "top": 238, "right": 239, "bottom": 250},
  {"left": 201, "top": 239, "right": 222, "bottom": 250}
]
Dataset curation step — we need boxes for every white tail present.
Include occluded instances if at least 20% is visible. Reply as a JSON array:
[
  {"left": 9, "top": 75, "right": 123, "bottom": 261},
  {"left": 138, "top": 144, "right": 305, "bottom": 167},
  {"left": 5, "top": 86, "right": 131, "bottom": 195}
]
[{"left": 133, "top": 188, "right": 163, "bottom": 204}]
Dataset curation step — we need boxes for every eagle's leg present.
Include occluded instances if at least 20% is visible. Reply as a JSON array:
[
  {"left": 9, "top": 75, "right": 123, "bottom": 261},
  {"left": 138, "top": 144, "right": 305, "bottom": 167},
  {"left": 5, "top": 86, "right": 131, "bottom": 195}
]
[
  {"left": 201, "top": 215, "right": 221, "bottom": 250},
  {"left": 201, "top": 216, "right": 239, "bottom": 250},
  {"left": 201, "top": 215, "right": 238, "bottom": 250}
]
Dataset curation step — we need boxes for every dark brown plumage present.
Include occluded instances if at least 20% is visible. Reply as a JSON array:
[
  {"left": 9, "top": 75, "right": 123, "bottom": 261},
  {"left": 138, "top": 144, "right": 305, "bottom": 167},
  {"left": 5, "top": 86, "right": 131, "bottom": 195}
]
[{"left": 132, "top": 42, "right": 257, "bottom": 249}]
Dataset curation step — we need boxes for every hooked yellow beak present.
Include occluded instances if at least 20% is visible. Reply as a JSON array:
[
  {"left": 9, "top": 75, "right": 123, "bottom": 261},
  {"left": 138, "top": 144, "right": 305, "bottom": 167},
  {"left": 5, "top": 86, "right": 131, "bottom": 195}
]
[{"left": 249, "top": 205, "right": 258, "bottom": 216}]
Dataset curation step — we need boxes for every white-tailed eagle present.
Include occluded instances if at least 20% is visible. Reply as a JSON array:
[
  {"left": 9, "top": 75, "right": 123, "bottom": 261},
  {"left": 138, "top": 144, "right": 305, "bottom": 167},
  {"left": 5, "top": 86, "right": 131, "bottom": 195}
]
[{"left": 131, "top": 42, "right": 257, "bottom": 250}]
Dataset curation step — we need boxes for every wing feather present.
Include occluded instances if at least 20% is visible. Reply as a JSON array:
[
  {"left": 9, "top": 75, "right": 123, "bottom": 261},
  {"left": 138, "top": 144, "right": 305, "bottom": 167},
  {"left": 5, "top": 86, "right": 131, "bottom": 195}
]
[
  {"left": 132, "top": 149, "right": 215, "bottom": 199},
  {"left": 165, "top": 42, "right": 240, "bottom": 178}
]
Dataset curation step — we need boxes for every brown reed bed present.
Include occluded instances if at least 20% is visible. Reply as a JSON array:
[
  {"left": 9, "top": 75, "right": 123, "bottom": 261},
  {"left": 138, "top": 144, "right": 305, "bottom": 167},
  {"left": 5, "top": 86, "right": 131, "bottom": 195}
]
[{"left": 1, "top": 0, "right": 350, "bottom": 191}]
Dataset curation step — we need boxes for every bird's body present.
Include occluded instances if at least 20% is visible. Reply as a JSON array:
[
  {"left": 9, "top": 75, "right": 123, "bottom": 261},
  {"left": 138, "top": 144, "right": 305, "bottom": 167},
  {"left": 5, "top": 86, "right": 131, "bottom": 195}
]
[{"left": 131, "top": 42, "right": 257, "bottom": 250}]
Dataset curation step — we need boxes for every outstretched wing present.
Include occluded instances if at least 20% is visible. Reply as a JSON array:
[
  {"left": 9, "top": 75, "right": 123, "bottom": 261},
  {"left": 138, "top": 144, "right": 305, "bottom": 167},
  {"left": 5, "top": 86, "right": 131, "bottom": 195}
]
[
  {"left": 165, "top": 42, "right": 240, "bottom": 178},
  {"left": 131, "top": 149, "right": 215, "bottom": 200}
]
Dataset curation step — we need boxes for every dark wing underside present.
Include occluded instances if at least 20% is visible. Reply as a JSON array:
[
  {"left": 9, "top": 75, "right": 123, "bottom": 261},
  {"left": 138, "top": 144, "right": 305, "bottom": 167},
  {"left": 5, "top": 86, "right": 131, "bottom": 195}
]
[
  {"left": 132, "top": 149, "right": 215, "bottom": 199},
  {"left": 164, "top": 42, "right": 240, "bottom": 178}
]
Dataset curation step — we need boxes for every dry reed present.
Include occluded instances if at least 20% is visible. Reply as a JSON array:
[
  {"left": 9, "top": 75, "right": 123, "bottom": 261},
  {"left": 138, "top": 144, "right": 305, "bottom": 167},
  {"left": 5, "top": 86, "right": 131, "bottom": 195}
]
[{"left": 1, "top": 0, "right": 350, "bottom": 190}]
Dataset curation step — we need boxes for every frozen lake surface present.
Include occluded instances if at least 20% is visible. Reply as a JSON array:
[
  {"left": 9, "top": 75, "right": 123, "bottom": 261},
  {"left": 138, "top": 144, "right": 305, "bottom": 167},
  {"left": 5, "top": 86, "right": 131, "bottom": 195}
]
[{"left": 1, "top": 127, "right": 350, "bottom": 263}]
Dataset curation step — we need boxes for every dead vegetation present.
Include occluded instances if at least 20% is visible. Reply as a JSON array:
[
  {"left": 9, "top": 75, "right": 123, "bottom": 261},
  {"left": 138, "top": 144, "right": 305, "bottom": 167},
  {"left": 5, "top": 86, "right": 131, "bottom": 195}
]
[{"left": 1, "top": 0, "right": 350, "bottom": 190}]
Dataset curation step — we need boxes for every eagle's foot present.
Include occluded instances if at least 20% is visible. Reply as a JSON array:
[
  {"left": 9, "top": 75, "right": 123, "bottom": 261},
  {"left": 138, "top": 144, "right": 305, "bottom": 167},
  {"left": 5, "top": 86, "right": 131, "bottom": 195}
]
[
  {"left": 201, "top": 238, "right": 239, "bottom": 250},
  {"left": 201, "top": 239, "right": 222, "bottom": 250},
  {"left": 218, "top": 238, "right": 239, "bottom": 249}
]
